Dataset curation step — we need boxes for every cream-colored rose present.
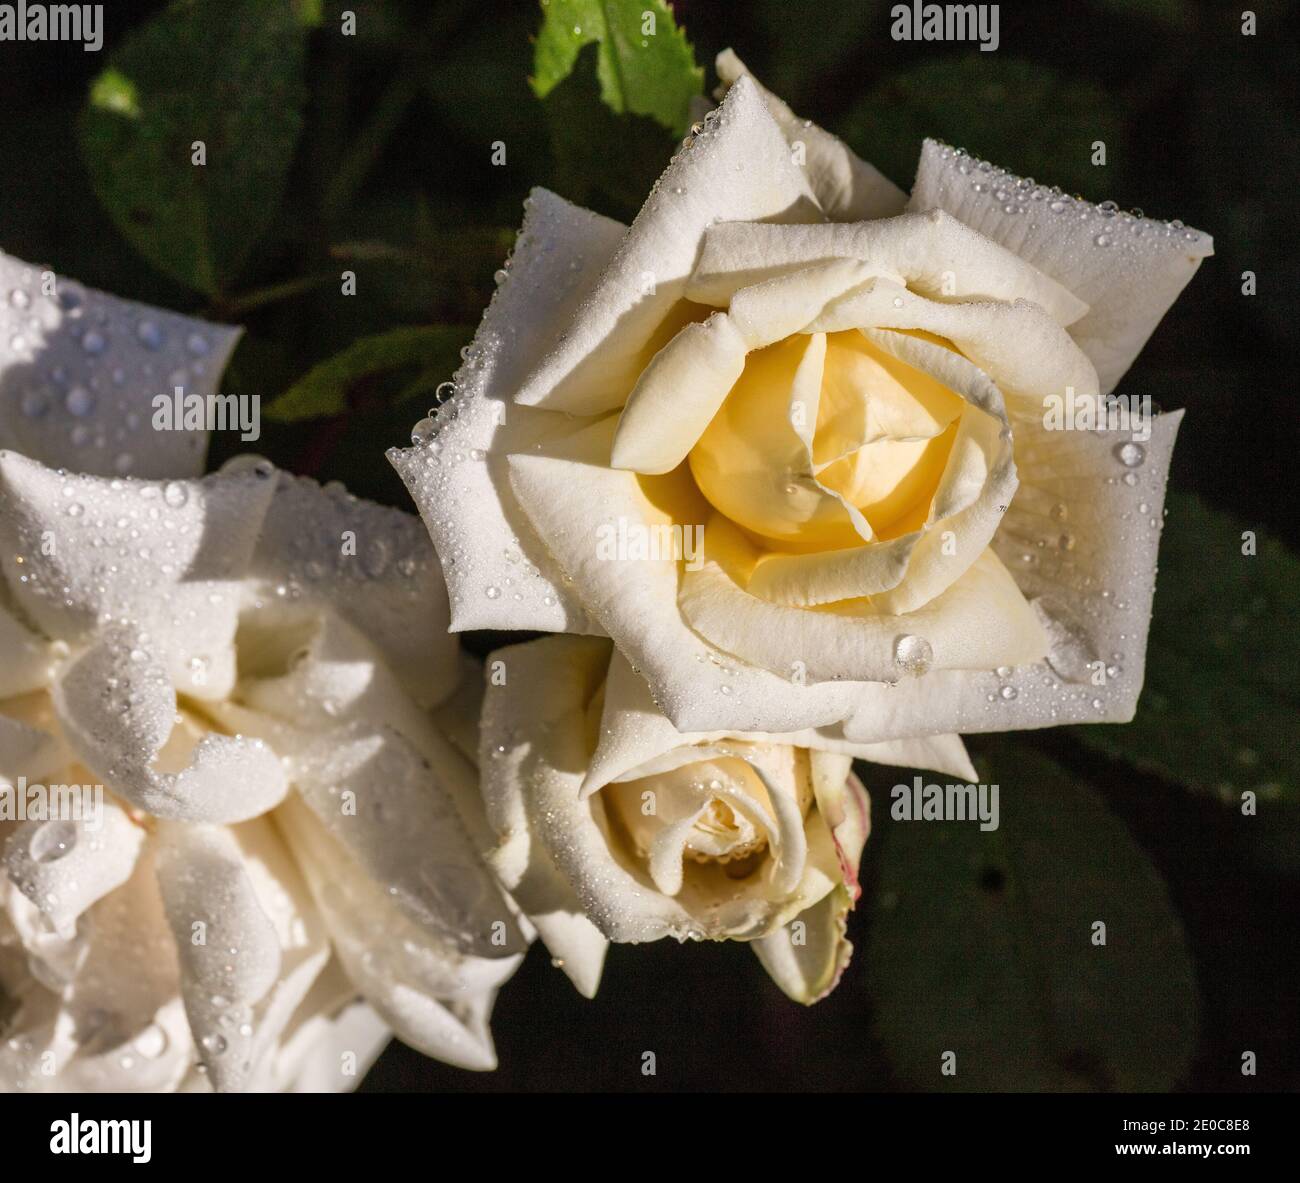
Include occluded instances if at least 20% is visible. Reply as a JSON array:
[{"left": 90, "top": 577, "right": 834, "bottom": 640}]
[
  {"left": 479, "top": 635, "right": 977, "bottom": 1003},
  {"left": 0, "top": 452, "right": 527, "bottom": 1091},
  {"left": 393, "top": 52, "right": 1211, "bottom": 747}
]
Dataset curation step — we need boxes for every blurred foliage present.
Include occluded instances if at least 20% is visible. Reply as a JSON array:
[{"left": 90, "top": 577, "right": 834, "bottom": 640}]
[
  {"left": 266, "top": 325, "right": 471, "bottom": 422},
  {"left": 868, "top": 741, "right": 1199, "bottom": 1091},
  {"left": 79, "top": 0, "right": 308, "bottom": 296},
  {"left": 1073, "top": 493, "right": 1300, "bottom": 804},
  {"left": 840, "top": 58, "right": 1126, "bottom": 196},
  {"left": 1, "top": 0, "right": 1296, "bottom": 1092}
]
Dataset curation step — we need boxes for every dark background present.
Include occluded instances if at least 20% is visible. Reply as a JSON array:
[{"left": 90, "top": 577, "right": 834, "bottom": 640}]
[{"left": 2, "top": 0, "right": 1296, "bottom": 1091}]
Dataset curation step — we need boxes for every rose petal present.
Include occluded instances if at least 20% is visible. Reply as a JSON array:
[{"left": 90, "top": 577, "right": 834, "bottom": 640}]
[
  {"left": 4, "top": 800, "right": 143, "bottom": 936},
  {"left": 752, "top": 884, "right": 855, "bottom": 1004},
  {"left": 154, "top": 822, "right": 283, "bottom": 1092},
  {"left": 715, "top": 50, "right": 906, "bottom": 221},
  {"left": 0, "top": 249, "right": 241, "bottom": 479},
  {"left": 515, "top": 75, "right": 821, "bottom": 415},
  {"left": 279, "top": 997, "right": 390, "bottom": 1093},
  {"left": 52, "top": 626, "right": 289, "bottom": 822},
  {"left": 0, "top": 451, "right": 277, "bottom": 699},
  {"left": 585, "top": 647, "right": 977, "bottom": 787},
  {"left": 681, "top": 527, "right": 1047, "bottom": 683},
  {"left": 689, "top": 211, "right": 1089, "bottom": 326},
  {"left": 908, "top": 139, "right": 1212, "bottom": 393},
  {"left": 277, "top": 795, "right": 518, "bottom": 1071},
  {"left": 245, "top": 467, "right": 459, "bottom": 708},
  {"left": 389, "top": 187, "right": 624, "bottom": 634},
  {"left": 610, "top": 312, "right": 747, "bottom": 475}
]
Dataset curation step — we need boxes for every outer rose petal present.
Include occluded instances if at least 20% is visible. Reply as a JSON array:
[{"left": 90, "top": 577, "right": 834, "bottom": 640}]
[
  {"left": 0, "top": 249, "right": 240, "bottom": 479},
  {"left": 154, "top": 822, "right": 286, "bottom": 1093},
  {"left": 0, "top": 452, "right": 277, "bottom": 699},
  {"left": 278, "top": 998, "right": 390, "bottom": 1093},
  {"left": 390, "top": 187, "right": 623, "bottom": 634},
  {"left": 714, "top": 50, "right": 907, "bottom": 221},
  {"left": 908, "top": 139, "right": 1213, "bottom": 393},
  {"left": 753, "top": 885, "right": 855, "bottom": 1005},
  {"left": 277, "top": 795, "right": 517, "bottom": 1072}
]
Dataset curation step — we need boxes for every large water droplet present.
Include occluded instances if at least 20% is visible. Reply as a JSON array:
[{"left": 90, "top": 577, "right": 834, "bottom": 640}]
[
  {"left": 893, "top": 634, "right": 933, "bottom": 676},
  {"left": 30, "top": 819, "right": 77, "bottom": 863},
  {"left": 1114, "top": 441, "right": 1146, "bottom": 467}
]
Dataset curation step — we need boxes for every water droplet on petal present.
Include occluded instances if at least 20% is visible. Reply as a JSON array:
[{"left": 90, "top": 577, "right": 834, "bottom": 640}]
[
  {"left": 64, "top": 385, "right": 96, "bottom": 417},
  {"left": 893, "top": 634, "right": 933, "bottom": 676},
  {"left": 1114, "top": 441, "right": 1146, "bottom": 467},
  {"left": 136, "top": 320, "right": 165, "bottom": 350},
  {"left": 30, "top": 819, "right": 77, "bottom": 863}
]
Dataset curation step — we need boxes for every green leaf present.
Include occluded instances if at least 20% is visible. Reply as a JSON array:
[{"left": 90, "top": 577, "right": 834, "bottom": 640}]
[
  {"left": 265, "top": 326, "right": 471, "bottom": 423},
  {"left": 79, "top": 0, "right": 308, "bottom": 296},
  {"left": 839, "top": 58, "right": 1125, "bottom": 198},
  {"left": 1072, "top": 492, "right": 1300, "bottom": 803},
  {"left": 866, "top": 741, "right": 1199, "bottom": 1091},
  {"left": 532, "top": 0, "right": 703, "bottom": 134}
]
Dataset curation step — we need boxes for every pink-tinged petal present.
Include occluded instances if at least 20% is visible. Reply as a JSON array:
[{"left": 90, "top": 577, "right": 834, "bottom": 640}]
[{"left": 752, "top": 884, "right": 855, "bottom": 1005}]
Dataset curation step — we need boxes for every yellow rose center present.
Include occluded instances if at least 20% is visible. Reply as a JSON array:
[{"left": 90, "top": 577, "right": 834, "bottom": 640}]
[{"left": 687, "top": 331, "right": 965, "bottom": 546}]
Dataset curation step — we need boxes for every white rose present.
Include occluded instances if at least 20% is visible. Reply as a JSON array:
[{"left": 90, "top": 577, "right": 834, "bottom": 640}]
[
  {"left": 392, "top": 52, "right": 1212, "bottom": 747},
  {"left": 479, "top": 635, "right": 976, "bottom": 1004},
  {"left": 0, "top": 254, "right": 529, "bottom": 1090}
]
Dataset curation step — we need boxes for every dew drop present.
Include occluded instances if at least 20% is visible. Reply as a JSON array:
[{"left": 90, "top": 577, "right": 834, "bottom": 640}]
[
  {"left": 29, "top": 819, "right": 77, "bottom": 864},
  {"left": 893, "top": 633, "right": 933, "bottom": 676},
  {"left": 136, "top": 320, "right": 165, "bottom": 350},
  {"left": 1114, "top": 441, "right": 1145, "bottom": 467},
  {"left": 64, "top": 385, "right": 96, "bottom": 417}
]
